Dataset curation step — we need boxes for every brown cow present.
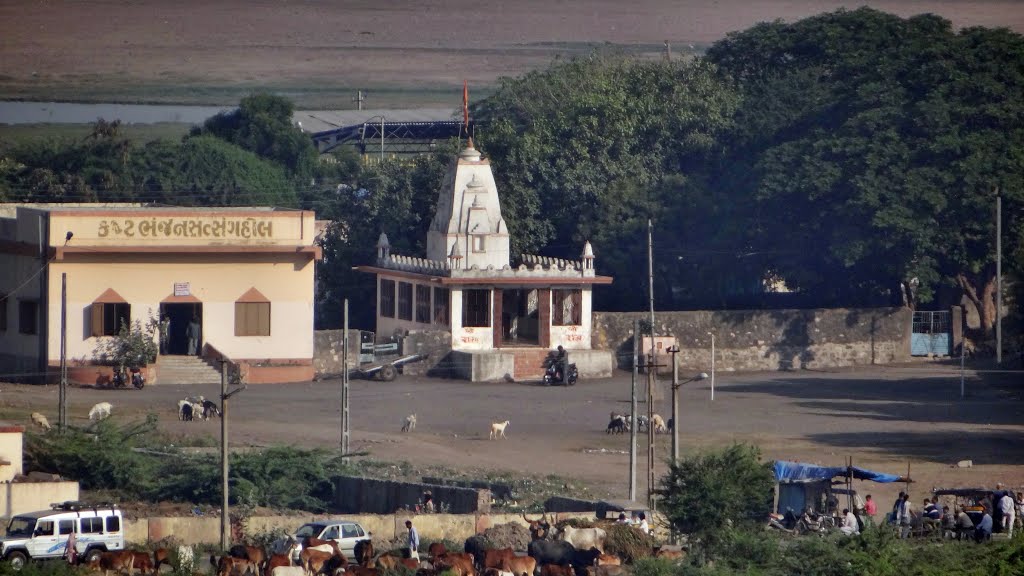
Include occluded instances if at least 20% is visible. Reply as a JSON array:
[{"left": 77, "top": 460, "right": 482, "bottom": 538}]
[
  {"left": 595, "top": 555, "right": 620, "bottom": 567},
  {"left": 499, "top": 556, "right": 537, "bottom": 576},
  {"left": 153, "top": 549, "right": 169, "bottom": 574},
  {"left": 539, "top": 564, "right": 574, "bottom": 576},
  {"left": 92, "top": 551, "right": 136, "bottom": 576},
  {"left": 131, "top": 551, "right": 154, "bottom": 575},
  {"left": 213, "top": 555, "right": 259, "bottom": 576},
  {"left": 354, "top": 540, "right": 375, "bottom": 568},
  {"left": 375, "top": 555, "right": 402, "bottom": 570},
  {"left": 231, "top": 545, "right": 267, "bottom": 571},
  {"left": 427, "top": 542, "right": 447, "bottom": 562},
  {"left": 303, "top": 538, "right": 342, "bottom": 558},
  {"left": 347, "top": 568, "right": 379, "bottom": 576},
  {"left": 300, "top": 548, "right": 336, "bottom": 576},
  {"left": 483, "top": 548, "right": 516, "bottom": 570},
  {"left": 436, "top": 553, "right": 475, "bottom": 576},
  {"left": 653, "top": 548, "right": 684, "bottom": 561},
  {"left": 264, "top": 554, "right": 292, "bottom": 576}
]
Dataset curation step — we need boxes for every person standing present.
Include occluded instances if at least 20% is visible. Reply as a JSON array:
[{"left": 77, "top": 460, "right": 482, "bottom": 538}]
[
  {"left": 63, "top": 530, "right": 77, "bottom": 565},
  {"left": 159, "top": 315, "right": 171, "bottom": 355},
  {"left": 186, "top": 315, "right": 201, "bottom": 356},
  {"left": 896, "top": 493, "right": 913, "bottom": 538},
  {"left": 405, "top": 520, "right": 420, "bottom": 561},
  {"left": 999, "top": 491, "right": 1016, "bottom": 538},
  {"left": 864, "top": 495, "right": 877, "bottom": 526}
]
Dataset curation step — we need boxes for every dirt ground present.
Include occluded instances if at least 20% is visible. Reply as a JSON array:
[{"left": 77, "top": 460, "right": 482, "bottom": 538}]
[
  {"left": 3, "top": 363, "right": 1022, "bottom": 514},
  {"left": 2, "top": 1, "right": 1023, "bottom": 106}
]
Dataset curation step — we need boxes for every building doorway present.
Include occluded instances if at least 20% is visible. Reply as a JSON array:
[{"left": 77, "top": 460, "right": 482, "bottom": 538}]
[
  {"left": 501, "top": 289, "right": 539, "bottom": 346},
  {"left": 159, "top": 303, "right": 203, "bottom": 355}
]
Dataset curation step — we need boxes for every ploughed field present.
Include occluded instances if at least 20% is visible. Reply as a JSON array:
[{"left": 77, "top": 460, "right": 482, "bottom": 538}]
[
  {"left": 3, "top": 363, "right": 1022, "bottom": 511},
  {"left": 1, "top": 1, "right": 1022, "bottom": 107}
]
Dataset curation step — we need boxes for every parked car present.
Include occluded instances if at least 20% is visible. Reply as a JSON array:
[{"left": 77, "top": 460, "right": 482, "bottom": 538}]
[
  {"left": 286, "top": 520, "right": 372, "bottom": 563},
  {"left": 1, "top": 501, "right": 124, "bottom": 570}
]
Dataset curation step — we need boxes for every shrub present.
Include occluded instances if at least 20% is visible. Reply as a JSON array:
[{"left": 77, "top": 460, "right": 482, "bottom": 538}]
[{"left": 604, "top": 523, "right": 656, "bottom": 563}]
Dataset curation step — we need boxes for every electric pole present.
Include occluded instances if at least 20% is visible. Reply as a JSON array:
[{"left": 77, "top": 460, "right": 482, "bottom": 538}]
[
  {"left": 59, "top": 273, "right": 68, "bottom": 429},
  {"left": 669, "top": 345, "right": 679, "bottom": 462},
  {"left": 629, "top": 318, "right": 639, "bottom": 502},
  {"left": 220, "top": 360, "right": 229, "bottom": 551},
  {"left": 646, "top": 218, "right": 658, "bottom": 509},
  {"left": 342, "top": 299, "right": 351, "bottom": 462},
  {"left": 996, "top": 189, "right": 1002, "bottom": 365}
]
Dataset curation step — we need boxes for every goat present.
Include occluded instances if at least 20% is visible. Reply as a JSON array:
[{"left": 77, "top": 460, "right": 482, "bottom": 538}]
[
  {"left": 89, "top": 402, "right": 113, "bottom": 420},
  {"left": 402, "top": 413, "right": 417, "bottom": 432},
  {"left": 651, "top": 414, "right": 667, "bottom": 434},
  {"left": 181, "top": 403, "right": 194, "bottom": 422},
  {"left": 31, "top": 412, "right": 51, "bottom": 431},
  {"left": 489, "top": 420, "right": 510, "bottom": 439},
  {"left": 202, "top": 400, "right": 221, "bottom": 419}
]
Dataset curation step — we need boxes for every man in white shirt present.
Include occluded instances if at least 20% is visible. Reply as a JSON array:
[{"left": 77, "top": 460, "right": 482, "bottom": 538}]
[
  {"left": 998, "top": 492, "right": 1016, "bottom": 538},
  {"left": 840, "top": 508, "right": 860, "bottom": 536},
  {"left": 895, "top": 493, "right": 913, "bottom": 538}
]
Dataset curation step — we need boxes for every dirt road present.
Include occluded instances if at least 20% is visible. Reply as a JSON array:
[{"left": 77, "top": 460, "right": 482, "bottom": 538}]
[{"left": 4, "top": 364, "right": 1022, "bottom": 509}]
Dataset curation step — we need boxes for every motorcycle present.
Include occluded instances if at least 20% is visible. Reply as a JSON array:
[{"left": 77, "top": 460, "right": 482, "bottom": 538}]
[
  {"left": 112, "top": 366, "right": 145, "bottom": 390},
  {"left": 543, "top": 359, "right": 578, "bottom": 386}
]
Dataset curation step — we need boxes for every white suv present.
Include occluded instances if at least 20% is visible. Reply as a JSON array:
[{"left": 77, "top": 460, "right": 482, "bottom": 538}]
[
  {"left": 0, "top": 502, "right": 124, "bottom": 570},
  {"left": 287, "top": 521, "right": 371, "bottom": 563}
]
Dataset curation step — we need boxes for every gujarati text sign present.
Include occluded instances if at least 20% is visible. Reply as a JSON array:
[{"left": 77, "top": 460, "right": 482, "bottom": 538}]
[{"left": 97, "top": 217, "right": 273, "bottom": 239}]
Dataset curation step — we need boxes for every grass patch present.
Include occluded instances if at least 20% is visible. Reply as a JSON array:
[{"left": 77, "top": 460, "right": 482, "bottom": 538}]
[{"left": 0, "top": 123, "right": 191, "bottom": 146}]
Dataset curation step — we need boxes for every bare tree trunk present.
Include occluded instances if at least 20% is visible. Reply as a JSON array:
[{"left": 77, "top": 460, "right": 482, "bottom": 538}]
[{"left": 957, "top": 271, "right": 997, "bottom": 335}]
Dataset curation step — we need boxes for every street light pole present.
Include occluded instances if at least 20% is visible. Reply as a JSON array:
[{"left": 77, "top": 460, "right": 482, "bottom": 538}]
[
  {"left": 668, "top": 345, "right": 679, "bottom": 462},
  {"left": 996, "top": 190, "right": 1002, "bottom": 365},
  {"left": 380, "top": 116, "right": 385, "bottom": 163}
]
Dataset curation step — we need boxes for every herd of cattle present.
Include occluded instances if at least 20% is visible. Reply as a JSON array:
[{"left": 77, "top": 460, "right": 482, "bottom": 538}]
[{"left": 89, "top": 516, "right": 683, "bottom": 576}]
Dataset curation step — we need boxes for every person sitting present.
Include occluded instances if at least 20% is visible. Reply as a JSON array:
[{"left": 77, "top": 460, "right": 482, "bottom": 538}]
[
  {"left": 637, "top": 512, "right": 650, "bottom": 535},
  {"left": 974, "top": 507, "right": 994, "bottom": 543},
  {"left": 953, "top": 507, "right": 975, "bottom": 540},
  {"left": 553, "top": 345, "right": 567, "bottom": 381},
  {"left": 922, "top": 498, "right": 942, "bottom": 534},
  {"left": 616, "top": 513, "right": 628, "bottom": 524},
  {"left": 840, "top": 508, "right": 860, "bottom": 536}
]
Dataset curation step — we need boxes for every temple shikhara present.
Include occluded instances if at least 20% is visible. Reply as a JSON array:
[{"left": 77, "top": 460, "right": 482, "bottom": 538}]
[{"left": 358, "top": 139, "right": 613, "bottom": 381}]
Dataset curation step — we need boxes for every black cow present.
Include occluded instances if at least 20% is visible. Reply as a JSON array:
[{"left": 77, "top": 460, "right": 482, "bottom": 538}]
[
  {"left": 528, "top": 540, "right": 576, "bottom": 567},
  {"left": 465, "top": 535, "right": 489, "bottom": 570},
  {"left": 571, "top": 548, "right": 601, "bottom": 570}
]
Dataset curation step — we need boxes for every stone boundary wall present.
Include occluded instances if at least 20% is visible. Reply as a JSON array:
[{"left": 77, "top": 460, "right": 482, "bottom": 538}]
[
  {"left": 313, "top": 330, "right": 360, "bottom": 377},
  {"left": 592, "top": 307, "right": 911, "bottom": 372},
  {"left": 121, "top": 512, "right": 596, "bottom": 546},
  {"left": 334, "top": 476, "right": 490, "bottom": 514}
]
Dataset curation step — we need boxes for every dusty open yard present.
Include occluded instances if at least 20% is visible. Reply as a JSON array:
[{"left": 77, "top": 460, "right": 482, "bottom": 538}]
[
  {"left": 2, "top": 1, "right": 1023, "bottom": 106},
  {"left": 3, "top": 364, "right": 1022, "bottom": 510}
]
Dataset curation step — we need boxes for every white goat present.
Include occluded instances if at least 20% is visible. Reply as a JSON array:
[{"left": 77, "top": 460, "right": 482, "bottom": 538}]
[
  {"left": 651, "top": 414, "right": 667, "bottom": 434},
  {"left": 402, "top": 413, "right": 417, "bottom": 432},
  {"left": 31, "top": 412, "right": 51, "bottom": 430},
  {"left": 489, "top": 420, "right": 510, "bottom": 440},
  {"left": 88, "top": 402, "right": 112, "bottom": 420}
]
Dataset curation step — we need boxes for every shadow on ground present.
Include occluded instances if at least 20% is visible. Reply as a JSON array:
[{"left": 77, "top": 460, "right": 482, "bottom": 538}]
[{"left": 807, "top": 429, "right": 1024, "bottom": 466}]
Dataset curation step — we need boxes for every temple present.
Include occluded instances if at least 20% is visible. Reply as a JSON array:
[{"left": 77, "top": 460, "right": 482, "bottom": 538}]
[{"left": 357, "top": 140, "right": 613, "bottom": 381}]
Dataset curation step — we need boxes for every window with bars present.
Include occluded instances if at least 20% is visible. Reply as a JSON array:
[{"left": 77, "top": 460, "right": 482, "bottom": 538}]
[
  {"left": 91, "top": 302, "right": 131, "bottom": 337},
  {"left": 462, "top": 289, "right": 491, "bottom": 327},
  {"left": 380, "top": 279, "right": 396, "bottom": 318},
  {"left": 398, "top": 282, "right": 413, "bottom": 321},
  {"left": 433, "top": 287, "right": 450, "bottom": 325},
  {"left": 415, "top": 285, "right": 431, "bottom": 323},
  {"left": 552, "top": 289, "right": 582, "bottom": 326}
]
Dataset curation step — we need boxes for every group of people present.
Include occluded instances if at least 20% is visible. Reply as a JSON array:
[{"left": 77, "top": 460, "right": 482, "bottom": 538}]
[
  {"left": 616, "top": 512, "right": 651, "bottom": 534},
  {"left": 883, "top": 485, "right": 1023, "bottom": 542},
  {"left": 158, "top": 314, "right": 202, "bottom": 356}
]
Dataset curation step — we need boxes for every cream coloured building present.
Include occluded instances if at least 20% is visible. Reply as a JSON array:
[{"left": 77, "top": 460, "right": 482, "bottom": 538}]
[
  {"left": 358, "top": 141, "right": 613, "bottom": 381},
  {"left": 0, "top": 205, "right": 320, "bottom": 384}
]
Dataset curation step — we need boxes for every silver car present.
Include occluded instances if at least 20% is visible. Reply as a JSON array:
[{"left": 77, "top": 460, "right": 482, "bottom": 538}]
[{"left": 289, "top": 521, "right": 371, "bottom": 562}]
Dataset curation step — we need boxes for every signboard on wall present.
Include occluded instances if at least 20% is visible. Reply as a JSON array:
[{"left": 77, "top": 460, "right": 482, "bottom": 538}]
[{"left": 173, "top": 282, "right": 191, "bottom": 297}]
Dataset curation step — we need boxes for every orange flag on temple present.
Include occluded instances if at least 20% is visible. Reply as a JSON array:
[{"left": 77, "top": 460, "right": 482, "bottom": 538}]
[{"left": 463, "top": 80, "right": 469, "bottom": 131}]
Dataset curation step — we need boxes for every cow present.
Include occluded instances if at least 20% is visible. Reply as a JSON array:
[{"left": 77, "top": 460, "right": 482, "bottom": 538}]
[
  {"left": 527, "top": 541, "right": 576, "bottom": 568},
  {"left": 523, "top": 514, "right": 552, "bottom": 541},
  {"left": 570, "top": 548, "right": 601, "bottom": 570},
  {"left": 498, "top": 555, "right": 536, "bottom": 576},
  {"left": 212, "top": 555, "right": 258, "bottom": 576},
  {"left": 595, "top": 555, "right": 620, "bottom": 567},
  {"left": 489, "top": 420, "right": 510, "bottom": 439},
  {"left": 539, "top": 564, "right": 574, "bottom": 576},
  {"left": 483, "top": 568, "right": 514, "bottom": 576},
  {"left": 375, "top": 555, "right": 402, "bottom": 570},
  {"left": 464, "top": 536, "right": 488, "bottom": 567},
  {"left": 558, "top": 526, "right": 606, "bottom": 554},
  {"left": 354, "top": 539, "right": 375, "bottom": 567},
  {"left": 131, "top": 551, "right": 154, "bottom": 575},
  {"left": 93, "top": 551, "right": 135, "bottom": 576},
  {"left": 272, "top": 568, "right": 306, "bottom": 576},
  {"left": 265, "top": 554, "right": 293, "bottom": 576},
  {"left": 653, "top": 548, "right": 684, "bottom": 561},
  {"left": 427, "top": 542, "right": 448, "bottom": 562},
  {"left": 436, "top": 552, "right": 476, "bottom": 576},
  {"left": 303, "top": 538, "right": 343, "bottom": 558},
  {"left": 584, "top": 566, "right": 628, "bottom": 576},
  {"left": 347, "top": 568, "right": 379, "bottom": 576},
  {"left": 230, "top": 545, "right": 267, "bottom": 571},
  {"left": 482, "top": 548, "right": 516, "bottom": 571},
  {"left": 89, "top": 402, "right": 113, "bottom": 420},
  {"left": 300, "top": 548, "right": 335, "bottom": 576},
  {"left": 30, "top": 412, "right": 51, "bottom": 431}
]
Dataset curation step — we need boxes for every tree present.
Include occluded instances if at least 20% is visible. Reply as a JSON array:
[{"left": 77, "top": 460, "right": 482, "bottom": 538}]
[
  {"left": 659, "top": 444, "right": 775, "bottom": 547},
  {"left": 705, "top": 8, "right": 1024, "bottom": 330},
  {"left": 475, "top": 53, "right": 739, "bottom": 307}
]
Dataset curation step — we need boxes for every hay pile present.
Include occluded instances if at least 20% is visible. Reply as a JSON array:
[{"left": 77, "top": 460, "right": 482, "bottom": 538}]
[{"left": 481, "top": 522, "right": 532, "bottom": 551}]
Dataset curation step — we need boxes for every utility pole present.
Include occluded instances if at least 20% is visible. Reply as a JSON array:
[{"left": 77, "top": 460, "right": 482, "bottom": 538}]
[
  {"left": 669, "top": 345, "right": 679, "bottom": 462},
  {"left": 59, "top": 273, "right": 68, "bottom": 429},
  {"left": 996, "top": 189, "right": 1002, "bottom": 365},
  {"left": 629, "top": 318, "right": 639, "bottom": 502},
  {"left": 220, "top": 360, "right": 229, "bottom": 551},
  {"left": 646, "top": 218, "right": 658, "bottom": 509},
  {"left": 341, "top": 299, "right": 351, "bottom": 462},
  {"left": 352, "top": 90, "right": 365, "bottom": 111}
]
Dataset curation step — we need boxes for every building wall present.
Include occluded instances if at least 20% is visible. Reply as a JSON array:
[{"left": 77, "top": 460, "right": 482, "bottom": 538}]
[
  {"left": 0, "top": 482, "right": 80, "bottom": 519},
  {"left": 592, "top": 307, "right": 912, "bottom": 372},
  {"left": 375, "top": 274, "right": 450, "bottom": 340},
  {"left": 47, "top": 254, "right": 314, "bottom": 363},
  {"left": 450, "top": 288, "right": 493, "bottom": 350},
  {"left": 550, "top": 288, "right": 592, "bottom": 350},
  {"left": 0, "top": 428, "right": 24, "bottom": 481}
]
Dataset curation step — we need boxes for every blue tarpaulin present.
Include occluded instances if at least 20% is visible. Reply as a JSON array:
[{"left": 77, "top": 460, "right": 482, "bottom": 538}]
[{"left": 773, "top": 460, "right": 904, "bottom": 484}]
